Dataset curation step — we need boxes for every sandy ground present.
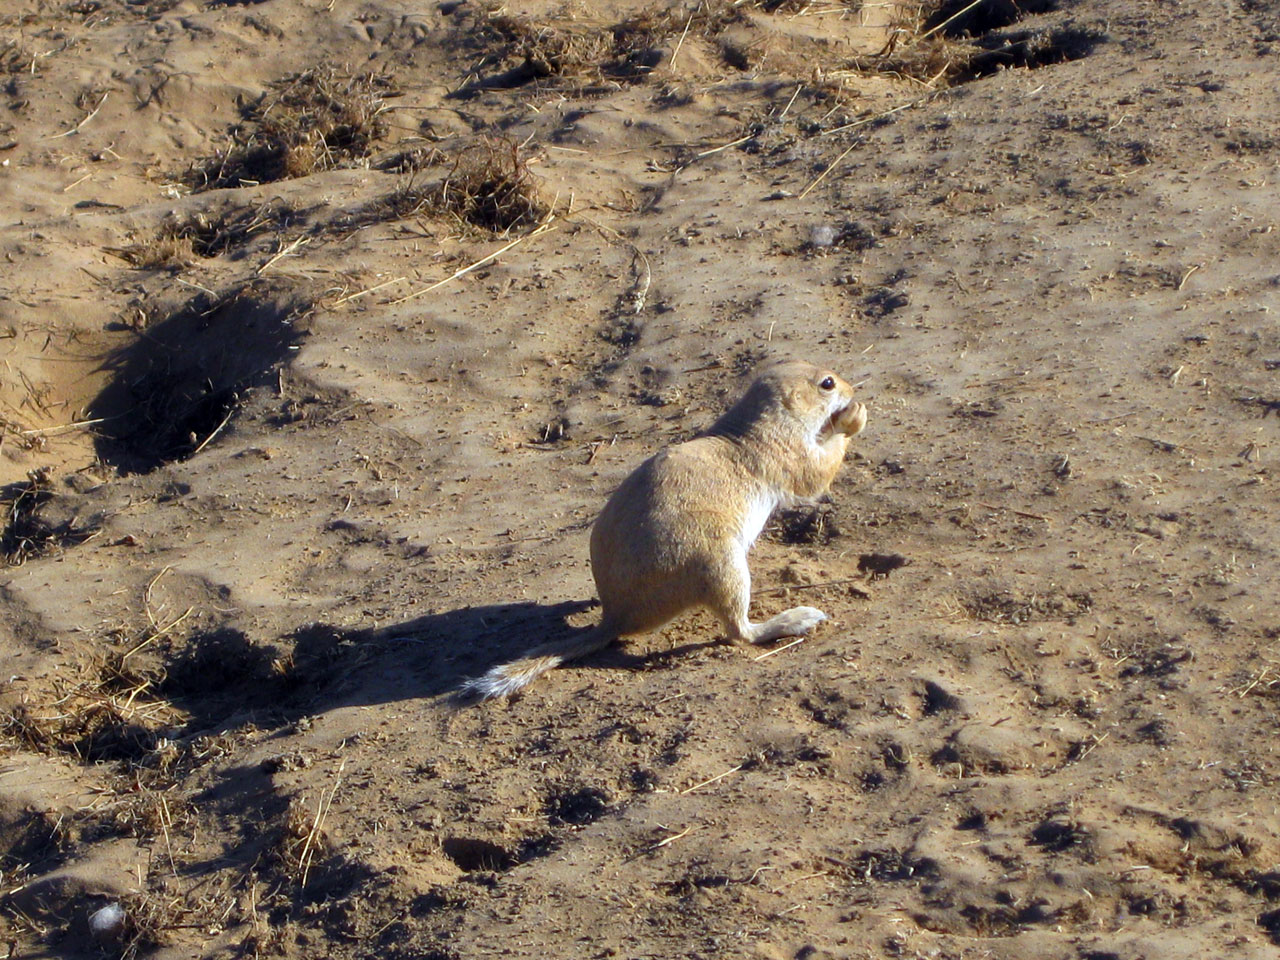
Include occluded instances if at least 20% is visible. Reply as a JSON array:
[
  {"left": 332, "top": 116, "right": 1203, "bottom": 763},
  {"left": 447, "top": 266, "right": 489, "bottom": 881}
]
[{"left": 2, "top": 0, "right": 1279, "bottom": 957}]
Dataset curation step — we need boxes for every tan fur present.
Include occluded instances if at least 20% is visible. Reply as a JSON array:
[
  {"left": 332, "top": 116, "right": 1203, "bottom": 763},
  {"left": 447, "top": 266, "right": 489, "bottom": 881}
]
[{"left": 461, "top": 360, "right": 867, "bottom": 699}]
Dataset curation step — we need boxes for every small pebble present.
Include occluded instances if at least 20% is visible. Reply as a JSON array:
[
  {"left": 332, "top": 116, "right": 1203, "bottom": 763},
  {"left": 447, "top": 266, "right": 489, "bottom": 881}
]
[
  {"left": 809, "top": 224, "right": 838, "bottom": 247},
  {"left": 89, "top": 902, "right": 126, "bottom": 940}
]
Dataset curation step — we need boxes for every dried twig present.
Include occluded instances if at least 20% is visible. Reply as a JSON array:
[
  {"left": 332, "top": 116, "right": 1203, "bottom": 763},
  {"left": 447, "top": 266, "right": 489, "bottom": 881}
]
[
  {"left": 753, "top": 636, "right": 808, "bottom": 661},
  {"left": 798, "top": 136, "right": 864, "bottom": 199},
  {"left": 669, "top": 12, "right": 695, "bottom": 67},
  {"left": 189, "top": 408, "right": 235, "bottom": 458},
  {"left": 333, "top": 276, "right": 409, "bottom": 305},
  {"left": 818, "top": 96, "right": 927, "bottom": 137},
  {"left": 389, "top": 218, "right": 557, "bottom": 304},
  {"left": 299, "top": 761, "right": 345, "bottom": 887},
  {"left": 47, "top": 91, "right": 108, "bottom": 139},
  {"left": 257, "top": 235, "right": 311, "bottom": 275},
  {"left": 976, "top": 502, "right": 1051, "bottom": 522},
  {"left": 681, "top": 763, "right": 745, "bottom": 794},
  {"left": 648, "top": 825, "right": 694, "bottom": 850},
  {"left": 754, "top": 576, "right": 872, "bottom": 597}
]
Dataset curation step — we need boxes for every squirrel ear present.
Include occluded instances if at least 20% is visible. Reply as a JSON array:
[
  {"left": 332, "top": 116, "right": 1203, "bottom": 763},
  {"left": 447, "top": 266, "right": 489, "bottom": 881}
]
[{"left": 780, "top": 380, "right": 807, "bottom": 414}]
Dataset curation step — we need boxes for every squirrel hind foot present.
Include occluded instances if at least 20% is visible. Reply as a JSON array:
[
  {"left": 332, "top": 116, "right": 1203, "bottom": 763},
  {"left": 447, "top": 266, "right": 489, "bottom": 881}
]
[{"left": 742, "top": 605, "right": 827, "bottom": 645}]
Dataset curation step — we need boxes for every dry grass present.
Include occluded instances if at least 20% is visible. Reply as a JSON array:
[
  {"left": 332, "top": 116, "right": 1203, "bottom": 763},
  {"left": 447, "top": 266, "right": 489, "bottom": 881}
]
[
  {"left": 1, "top": 652, "right": 179, "bottom": 765},
  {"left": 476, "top": 6, "right": 616, "bottom": 80},
  {"left": 1, "top": 39, "right": 37, "bottom": 74},
  {"left": 115, "top": 232, "right": 196, "bottom": 270},
  {"left": 862, "top": 1, "right": 980, "bottom": 86},
  {"left": 115, "top": 201, "right": 305, "bottom": 269},
  {"left": 360, "top": 137, "right": 548, "bottom": 235},
  {"left": 190, "top": 68, "right": 395, "bottom": 190},
  {"left": 862, "top": 0, "right": 1105, "bottom": 85},
  {"left": 466, "top": 1, "right": 838, "bottom": 87},
  {"left": 274, "top": 794, "right": 333, "bottom": 884},
  {"left": 1, "top": 467, "right": 98, "bottom": 565},
  {"left": 0, "top": 468, "right": 53, "bottom": 564},
  {"left": 435, "top": 138, "right": 548, "bottom": 232}
]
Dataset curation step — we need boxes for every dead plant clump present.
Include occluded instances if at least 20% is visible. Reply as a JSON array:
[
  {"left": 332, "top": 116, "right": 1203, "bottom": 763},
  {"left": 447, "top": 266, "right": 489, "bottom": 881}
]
[
  {"left": 372, "top": 138, "right": 547, "bottom": 234},
  {"left": 868, "top": 0, "right": 1105, "bottom": 85},
  {"left": 190, "top": 68, "right": 396, "bottom": 190},
  {"left": 1, "top": 467, "right": 54, "bottom": 564},
  {"left": 273, "top": 795, "right": 332, "bottom": 885},
  {"left": 468, "top": 1, "right": 775, "bottom": 86},
  {"left": 0, "top": 650, "right": 182, "bottom": 767},
  {"left": 437, "top": 138, "right": 548, "bottom": 232},
  {"left": 475, "top": 6, "right": 616, "bottom": 80},
  {"left": 116, "top": 202, "right": 306, "bottom": 269},
  {"left": 113, "top": 891, "right": 175, "bottom": 960},
  {"left": 866, "top": 2, "right": 981, "bottom": 87},
  {"left": 1, "top": 468, "right": 97, "bottom": 565},
  {"left": 115, "top": 231, "right": 196, "bottom": 270},
  {"left": 1, "top": 39, "right": 36, "bottom": 74}
]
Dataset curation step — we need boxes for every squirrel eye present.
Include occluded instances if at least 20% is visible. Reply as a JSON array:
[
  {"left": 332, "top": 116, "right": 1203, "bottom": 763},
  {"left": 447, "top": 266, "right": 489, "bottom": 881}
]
[{"left": 819, "top": 376, "right": 836, "bottom": 391}]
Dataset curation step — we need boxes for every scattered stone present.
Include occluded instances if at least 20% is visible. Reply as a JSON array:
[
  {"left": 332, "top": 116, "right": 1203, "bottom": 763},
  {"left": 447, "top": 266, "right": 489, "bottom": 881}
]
[{"left": 88, "top": 902, "right": 126, "bottom": 940}]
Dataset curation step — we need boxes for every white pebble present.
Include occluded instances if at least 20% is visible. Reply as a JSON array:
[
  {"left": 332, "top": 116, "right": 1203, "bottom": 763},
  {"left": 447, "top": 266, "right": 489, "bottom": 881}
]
[
  {"left": 89, "top": 902, "right": 126, "bottom": 939},
  {"left": 809, "top": 224, "right": 837, "bottom": 248}
]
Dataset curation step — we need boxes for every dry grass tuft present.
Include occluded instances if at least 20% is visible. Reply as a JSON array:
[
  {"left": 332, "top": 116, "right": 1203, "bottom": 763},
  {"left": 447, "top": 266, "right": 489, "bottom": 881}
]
[
  {"left": 1, "top": 467, "right": 97, "bottom": 565},
  {"left": 1, "top": 39, "right": 37, "bottom": 74},
  {"left": 114, "top": 889, "right": 178, "bottom": 960},
  {"left": 274, "top": 794, "right": 333, "bottom": 884},
  {"left": 190, "top": 68, "right": 396, "bottom": 190},
  {"left": 477, "top": 6, "right": 616, "bottom": 80},
  {"left": 864, "top": 0, "right": 1105, "bottom": 85},
  {"left": 435, "top": 138, "right": 548, "bottom": 232},
  {"left": 1, "top": 467, "right": 55, "bottom": 564},
  {"left": 116, "top": 201, "right": 306, "bottom": 269},
  {"left": 1, "top": 653, "right": 179, "bottom": 765},
  {"left": 361, "top": 137, "right": 547, "bottom": 235},
  {"left": 863, "top": 1, "right": 979, "bottom": 86},
  {"left": 115, "top": 232, "right": 197, "bottom": 270},
  {"left": 465, "top": 1, "right": 789, "bottom": 90}
]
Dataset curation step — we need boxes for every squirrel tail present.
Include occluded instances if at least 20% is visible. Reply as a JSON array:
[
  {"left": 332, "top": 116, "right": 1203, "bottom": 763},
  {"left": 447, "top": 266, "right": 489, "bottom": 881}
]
[{"left": 457, "top": 624, "right": 617, "bottom": 700}]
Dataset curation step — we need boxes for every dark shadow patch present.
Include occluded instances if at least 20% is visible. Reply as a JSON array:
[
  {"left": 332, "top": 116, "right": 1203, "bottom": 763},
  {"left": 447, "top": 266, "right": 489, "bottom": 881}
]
[
  {"left": 843, "top": 848, "right": 937, "bottom": 884},
  {"left": 858, "top": 552, "right": 909, "bottom": 578},
  {"left": 962, "top": 589, "right": 1092, "bottom": 625},
  {"left": 922, "top": 680, "right": 964, "bottom": 715},
  {"left": 924, "top": 0, "right": 1062, "bottom": 38},
  {"left": 440, "top": 836, "right": 517, "bottom": 872},
  {"left": 154, "top": 201, "right": 307, "bottom": 263},
  {"left": 88, "top": 284, "right": 310, "bottom": 474},
  {"left": 801, "top": 689, "right": 857, "bottom": 731},
  {"left": 864, "top": 288, "right": 910, "bottom": 318},
  {"left": 875, "top": 4, "right": 1103, "bottom": 86},
  {"left": 349, "top": 138, "right": 546, "bottom": 235},
  {"left": 159, "top": 628, "right": 283, "bottom": 731},
  {"left": 661, "top": 872, "right": 734, "bottom": 897},
  {"left": 545, "top": 786, "right": 610, "bottom": 826},
  {"left": 771, "top": 502, "right": 840, "bottom": 544},
  {"left": 961, "top": 25, "right": 1107, "bottom": 79},
  {"left": 1029, "top": 817, "right": 1091, "bottom": 853}
]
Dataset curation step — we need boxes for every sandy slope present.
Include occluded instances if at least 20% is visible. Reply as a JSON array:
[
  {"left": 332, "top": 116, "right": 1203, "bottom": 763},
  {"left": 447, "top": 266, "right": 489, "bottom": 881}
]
[{"left": 2, "top": 0, "right": 1279, "bottom": 957}]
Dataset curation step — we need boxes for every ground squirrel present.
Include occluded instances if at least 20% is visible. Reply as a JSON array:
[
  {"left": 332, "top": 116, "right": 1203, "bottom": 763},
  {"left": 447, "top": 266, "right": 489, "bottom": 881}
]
[{"left": 462, "top": 360, "right": 868, "bottom": 699}]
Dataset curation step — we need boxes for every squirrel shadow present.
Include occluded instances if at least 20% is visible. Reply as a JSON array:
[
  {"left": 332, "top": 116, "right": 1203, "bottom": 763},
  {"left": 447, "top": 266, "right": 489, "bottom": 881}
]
[
  {"left": 162, "top": 599, "right": 718, "bottom": 737},
  {"left": 357, "top": 599, "right": 721, "bottom": 706}
]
